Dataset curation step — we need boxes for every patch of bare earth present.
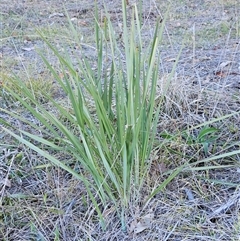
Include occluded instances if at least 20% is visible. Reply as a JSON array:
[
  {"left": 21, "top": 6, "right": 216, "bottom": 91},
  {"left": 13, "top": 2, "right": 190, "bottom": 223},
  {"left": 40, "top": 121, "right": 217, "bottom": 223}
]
[{"left": 1, "top": 0, "right": 240, "bottom": 240}]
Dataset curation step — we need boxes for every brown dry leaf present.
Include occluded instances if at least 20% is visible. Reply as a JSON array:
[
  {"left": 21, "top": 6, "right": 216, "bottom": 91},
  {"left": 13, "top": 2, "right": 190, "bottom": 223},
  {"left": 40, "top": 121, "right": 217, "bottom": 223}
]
[
  {"left": 134, "top": 213, "right": 154, "bottom": 234},
  {"left": 214, "top": 71, "right": 226, "bottom": 78},
  {"left": 134, "top": 221, "right": 148, "bottom": 234},
  {"left": 129, "top": 211, "right": 154, "bottom": 234},
  {"left": 78, "top": 20, "right": 88, "bottom": 26}
]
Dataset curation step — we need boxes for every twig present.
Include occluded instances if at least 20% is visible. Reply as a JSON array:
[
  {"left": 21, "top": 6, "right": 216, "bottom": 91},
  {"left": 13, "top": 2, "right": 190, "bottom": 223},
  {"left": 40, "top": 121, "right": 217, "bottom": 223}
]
[{"left": 208, "top": 188, "right": 240, "bottom": 219}]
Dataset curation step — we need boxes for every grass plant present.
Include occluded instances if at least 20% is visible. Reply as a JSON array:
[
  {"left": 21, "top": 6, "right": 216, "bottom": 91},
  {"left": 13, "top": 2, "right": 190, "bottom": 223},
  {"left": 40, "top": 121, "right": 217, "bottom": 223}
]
[{"left": 0, "top": 1, "right": 172, "bottom": 229}]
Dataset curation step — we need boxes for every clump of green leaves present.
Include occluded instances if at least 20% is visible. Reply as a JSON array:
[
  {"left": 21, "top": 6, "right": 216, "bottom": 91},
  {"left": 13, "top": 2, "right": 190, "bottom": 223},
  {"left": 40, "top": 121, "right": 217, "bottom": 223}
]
[
  {"left": 182, "top": 126, "right": 219, "bottom": 156},
  {"left": 1, "top": 0, "right": 240, "bottom": 231},
  {"left": 1, "top": 1, "right": 171, "bottom": 229}
]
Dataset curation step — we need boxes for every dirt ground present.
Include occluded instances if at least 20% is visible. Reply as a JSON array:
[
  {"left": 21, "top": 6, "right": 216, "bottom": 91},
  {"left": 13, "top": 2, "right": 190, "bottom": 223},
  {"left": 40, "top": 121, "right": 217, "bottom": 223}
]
[{"left": 1, "top": 0, "right": 240, "bottom": 240}]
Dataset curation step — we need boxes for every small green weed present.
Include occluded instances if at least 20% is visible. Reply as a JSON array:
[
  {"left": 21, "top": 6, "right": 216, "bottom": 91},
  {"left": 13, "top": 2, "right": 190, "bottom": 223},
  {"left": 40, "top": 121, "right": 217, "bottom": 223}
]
[{"left": 182, "top": 126, "right": 219, "bottom": 156}]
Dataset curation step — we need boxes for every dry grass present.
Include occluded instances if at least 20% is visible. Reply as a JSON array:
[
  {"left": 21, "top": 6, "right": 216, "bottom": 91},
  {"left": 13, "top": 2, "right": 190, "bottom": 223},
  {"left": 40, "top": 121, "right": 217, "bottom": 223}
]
[{"left": 1, "top": 0, "right": 240, "bottom": 240}]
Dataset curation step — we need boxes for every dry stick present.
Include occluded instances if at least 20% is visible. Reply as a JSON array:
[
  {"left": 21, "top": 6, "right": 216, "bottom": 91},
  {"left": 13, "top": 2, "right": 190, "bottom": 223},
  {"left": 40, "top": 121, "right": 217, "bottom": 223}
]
[
  {"left": 208, "top": 188, "right": 240, "bottom": 219},
  {"left": 153, "top": 2, "right": 174, "bottom": 52},
  {"left": 192, "top": 22, "right": 196, "bottom": 65},
  {"left": 0, "top": 151, "right": 15, "bottom": 205}
]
